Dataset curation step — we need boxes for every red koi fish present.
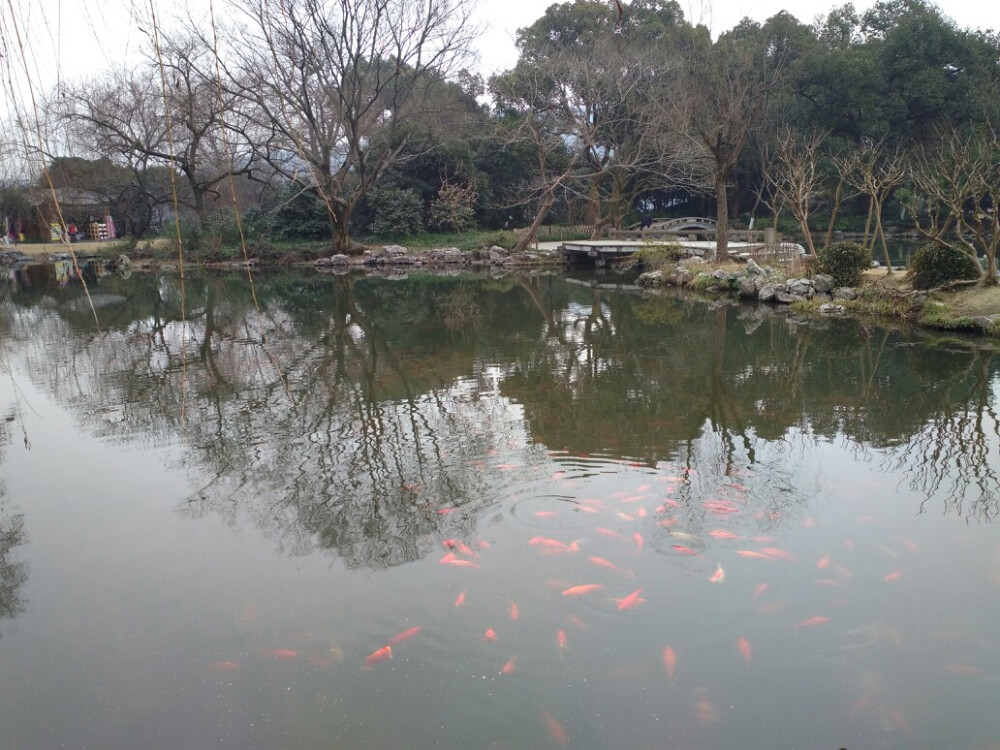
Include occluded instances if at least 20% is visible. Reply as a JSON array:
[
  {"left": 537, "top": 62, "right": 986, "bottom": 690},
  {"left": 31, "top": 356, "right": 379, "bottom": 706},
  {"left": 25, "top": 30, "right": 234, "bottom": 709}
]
[
  {"left": 616, "top": 587, "right": 644, "bottom": 610},
  {"left": 364, "top": 646, "right": 392, "bottom": 668},
  {"left": 456, "top": 541, "right": 477, "bottom": 558},
  {"left": 759, "top": 547, "right": 795, "bottom": 562},
  {"left": 439, "top": 552, "right": 457, "bottom": 564},
  {"left": 708, "top": 529, "right": 740, "bottom": 540},
  {"left": 262, "top": 649, "right": 298, "bottom": 661},
  {"left": 883, "top": 571, "right": 904, "bottom": 582},
  {"left": 562, "top": 584, "right": 604, "bottom": 597},
  {"left": 637, "top": 507, "right": 647, "bottom": 518},
  {"left": 445, "top": 559, "right": 481, "bottom": 570},
  {"left": 710, "top": 564, "right": 725, "bottom": 583},
  {"left": 736, "top": 550, "right": 771, "bottom": 560},
  {"left": 534, "top": 511, "right": 558, "bottom": 519},
  {"left": 509, "top": 602, "right": 520, "bottom": 621},
  {"left": 817, "top": 553, "right": 830, "bottom": 569},
  {"left": 671, "top": 545, "right": 698, "bottom": 555},
  {"left": 754, "top": 582, "right": 768, "bottom": 597},
  {"left": 589, "top": 556, "right": 621, "bottom": 572},
  {"left": 389, "top": 626, "right": 421, "bottom": 646},
  {"left": 737, "top": 637, "right": 751, "bottom": 664},
  {"left": 795, "top": 616, "right": 829, "bottom": 630},
  {"left": 529, "top": 537, "right": 573, "bottom": 553},
  {"left": 501, "top": 657, "right": 517, "bottom": 675},
  {"left": 662, "top": 646, "right": 677, "bottom": 682},
  {"left": 483, "top": 628, "right": 497, "bottom": 642},
  {"left": 543, "top": 712, "right": 569, "bottom": 746},
  {"left": 633, "top": 532, "right": 644, "bottom": 551},
  {"left": 595, "top": 527, "right": 625, "bottom": 540},
  {"left": 454, "top": 588, "right": 467, "bottom": 607},
  {"left": 556, "top": 630, "right": 567, "bottom": 651}
]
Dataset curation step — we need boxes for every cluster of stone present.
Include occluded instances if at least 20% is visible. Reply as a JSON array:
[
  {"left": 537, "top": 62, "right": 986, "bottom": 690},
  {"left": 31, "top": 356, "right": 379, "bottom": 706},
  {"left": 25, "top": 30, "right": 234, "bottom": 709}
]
[
  {"left": 314, "top": 245, "right": 553, "bottom": 270},
  {"left": 637, "top": 258, "right": 858, "bottom": 315},
  {"left": 973, "top": 314, "right": 1000, "bottom": 333}
]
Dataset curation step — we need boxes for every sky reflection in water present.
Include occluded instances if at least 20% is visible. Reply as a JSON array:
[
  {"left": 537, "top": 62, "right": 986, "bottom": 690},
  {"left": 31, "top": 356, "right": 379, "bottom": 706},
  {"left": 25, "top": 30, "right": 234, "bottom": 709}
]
[{"left": 0, "top": 267, "right": 998, "bottom": 748}]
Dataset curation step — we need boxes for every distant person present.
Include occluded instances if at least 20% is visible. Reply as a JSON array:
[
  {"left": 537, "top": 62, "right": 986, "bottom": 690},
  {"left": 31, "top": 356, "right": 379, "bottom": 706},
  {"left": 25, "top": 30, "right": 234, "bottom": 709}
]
[{"left": 640, "top": 213, "right": 653, "bottom": 230}]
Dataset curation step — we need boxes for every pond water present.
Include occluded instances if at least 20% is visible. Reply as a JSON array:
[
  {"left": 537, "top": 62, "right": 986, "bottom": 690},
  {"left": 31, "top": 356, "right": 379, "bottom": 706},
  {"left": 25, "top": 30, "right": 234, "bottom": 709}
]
[{"left": 0, "top": 265, "right": 998, "bottom": 749}]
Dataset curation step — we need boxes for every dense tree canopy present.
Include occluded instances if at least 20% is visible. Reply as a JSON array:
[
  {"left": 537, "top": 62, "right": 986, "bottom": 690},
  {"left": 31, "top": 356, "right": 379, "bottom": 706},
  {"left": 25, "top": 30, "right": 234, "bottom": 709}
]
[{"left": 4, "top": 0, "right": 998, "bottom": 263}]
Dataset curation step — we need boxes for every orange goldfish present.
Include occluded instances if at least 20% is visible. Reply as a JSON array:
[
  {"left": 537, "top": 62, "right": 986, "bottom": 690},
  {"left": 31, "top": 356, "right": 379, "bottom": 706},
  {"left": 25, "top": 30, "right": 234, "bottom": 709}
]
[
  {"left": 509, "top": 601, "right": 520, "bottom": 621},
  {"left": 454, "top": 588, "right": 467, "bottom": 607},
  {"left": 389, "top": 626, "right": 421, "bottom": 646},
  {"left": 445, "top": 559, "right": 481, "bottom": 570},
  {"left": 562, "top": 584, "right": 605, "bottom": 596},
  {"left": 883, "top": 571, "right": 904, "bottom": 582},
  {"left": 588, "top": 556, "right": 627, "bottom": 574},
  {"left": 795, "top": 616, "right": 829, "bottom": 630},
  {"left": 483, "top": 628, "right": 497, "bottom": 642},
  {"left": 556, "top": 630, "right": 567, "bottom": 650},
  {"left": 543, "top": 712, "right": 569, "bottom": 746},
  {"left": 261, "top": 649, "right": 298, "bottom": 661},
  {"left": 616, "top": 587, "right": 644, "bottom": 610},
  {"left": 661, "top": 646, "right": 677, "bottom": 682},
  {"left": 737, "top": 637, "right": 751, "bottom": 663},
  {"left": 817, "top": 553, "right": 830, "bottom": 569},
  {"left": 364, "top": 646, "right": 392, "bottom": 668},
  {"left": 736, "top": 550, "right": 771, "bottom": 560},
  {"left": 671, "top": 545, "right": 698, "bottom": 555},
  {"left": 595, "top": 527, "right": 625, "bottom": 540},
  {"left": 710, "top": 564, "right": 725, "bottom": 583},
  {"left": 529, "top": 537, "right": 573, "bottom": 553},
  {"left": 708, "top": 529, "right": 740, "bottom": 540},
  {"left": 633, "top": 532, "right": 644, "bottom": 551},
  {"left": 754, "top": 582, "right": 768, "bottom": 597},
  {"left": 501, "top": 657, "right": 517, "bottom": 675},
  {"left": 759, "top": 547, "right": 795, "bottom": 561},
  {"left": 534, "top": 511, "right": 558, "bottom": 518}
]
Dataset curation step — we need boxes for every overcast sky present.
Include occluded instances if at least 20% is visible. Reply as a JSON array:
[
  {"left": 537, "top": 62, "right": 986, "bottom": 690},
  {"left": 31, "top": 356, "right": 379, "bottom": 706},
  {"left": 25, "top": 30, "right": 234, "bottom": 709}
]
[{"left": 3, "top": 0, "right": 999, "bottom": 118}]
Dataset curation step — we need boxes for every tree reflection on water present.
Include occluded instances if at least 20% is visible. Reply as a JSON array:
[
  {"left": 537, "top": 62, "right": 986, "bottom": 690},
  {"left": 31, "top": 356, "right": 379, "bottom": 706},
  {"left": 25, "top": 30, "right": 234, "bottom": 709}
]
[{"left": 1, "top": 268, "right": 998, "bottom": 570}]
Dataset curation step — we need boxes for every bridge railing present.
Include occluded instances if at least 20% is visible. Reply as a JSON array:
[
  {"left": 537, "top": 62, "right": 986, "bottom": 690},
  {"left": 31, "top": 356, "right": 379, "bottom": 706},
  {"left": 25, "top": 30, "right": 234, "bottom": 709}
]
[{"left": 606, "top": 228, "right": 773, "bottom": 243}]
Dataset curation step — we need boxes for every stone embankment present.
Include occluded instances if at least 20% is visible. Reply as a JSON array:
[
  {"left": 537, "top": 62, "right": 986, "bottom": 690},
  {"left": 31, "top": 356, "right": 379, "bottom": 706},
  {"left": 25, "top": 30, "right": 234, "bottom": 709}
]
[
  {"left": 637, "top": 257, "right": 1000, "bottom": 335},
  {"left": 314, "top": 244, "right": 558, "bottom": 270}
]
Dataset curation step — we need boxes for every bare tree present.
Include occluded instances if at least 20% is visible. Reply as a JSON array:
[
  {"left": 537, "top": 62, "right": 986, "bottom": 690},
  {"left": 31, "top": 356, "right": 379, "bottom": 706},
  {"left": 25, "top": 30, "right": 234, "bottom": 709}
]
[
  {"left": 492, "top": 37, "right": 703, "bottom": 251},
  {"left": 843, "top": 138, "right": 905, "bottom": 274},
  {"left": 684, "top": 33, "right": 785, "bottom": 262},
  {"left": 220, "top": 0, "right": 477, "bottom": 253},
  {"left": 906, "top": 124, "right": 1000, "bottom": 284},
  {"left": 762, "top": 127, "right": 828, "bottom": 256},
  {"left": 54, "top": 33, "right": 253, "bottom": 230}
]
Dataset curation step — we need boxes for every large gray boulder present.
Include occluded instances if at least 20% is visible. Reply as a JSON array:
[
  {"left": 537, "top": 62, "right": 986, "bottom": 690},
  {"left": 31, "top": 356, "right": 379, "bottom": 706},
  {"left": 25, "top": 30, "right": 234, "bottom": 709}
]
[
  {"left": 812, "top": 274, "right": 834, "bottom": 294},
  {"left": 758, "top": 283, "right": 779, "bottom": 302}
]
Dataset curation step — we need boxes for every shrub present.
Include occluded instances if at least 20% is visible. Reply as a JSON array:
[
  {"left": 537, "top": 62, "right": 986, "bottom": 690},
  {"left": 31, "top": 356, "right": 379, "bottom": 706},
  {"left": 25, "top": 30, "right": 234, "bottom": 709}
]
[
  {"left": 633, "top": 242, "right": 686, "bottom": 271},
  {"left": 368, "top": 186, "right": 425, "bottom": 236},
  {"left": 909, "top": 242, "right": 981, "bottom": 290},
  {"left": 814, "top": 241, "right": 870, "bottom": 286},
  {"left": 487, "top": 229, "right": 517, "bottom": 250},
  {"left": 429, "top": 181, "right": 478, "bottom": 233}
]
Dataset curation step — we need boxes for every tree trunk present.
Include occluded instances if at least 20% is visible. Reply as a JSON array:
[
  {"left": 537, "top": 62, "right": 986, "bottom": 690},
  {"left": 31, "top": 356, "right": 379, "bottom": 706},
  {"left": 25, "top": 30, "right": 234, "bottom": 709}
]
[
  {"left": 714, "top": 173, "right": 729, "bottom": 263},
  {"left": 515, "top": 190, "right": 556, "bottom": 252},
  {"left": 823, "top": 179, "right": 844, "bottom": 253},
  {"left": 874, "top": 199, "right": 892, "bottom": 275}
]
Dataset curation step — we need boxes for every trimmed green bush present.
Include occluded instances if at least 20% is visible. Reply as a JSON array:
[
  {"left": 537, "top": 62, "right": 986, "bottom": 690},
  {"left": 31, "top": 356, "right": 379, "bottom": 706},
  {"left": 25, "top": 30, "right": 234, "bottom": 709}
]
[
  {"left": 909, "top": 242, "right": 981, "bottom": 290},
  {"left": 815, "top": 241, "right": 871, "bottom": 287}
]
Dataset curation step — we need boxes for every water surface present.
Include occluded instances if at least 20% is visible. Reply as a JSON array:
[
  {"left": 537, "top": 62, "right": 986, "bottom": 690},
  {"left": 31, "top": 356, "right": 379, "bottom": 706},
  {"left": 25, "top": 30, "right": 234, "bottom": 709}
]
[{"left": 0, "top": 266, "right": 998, "bottom": 748}]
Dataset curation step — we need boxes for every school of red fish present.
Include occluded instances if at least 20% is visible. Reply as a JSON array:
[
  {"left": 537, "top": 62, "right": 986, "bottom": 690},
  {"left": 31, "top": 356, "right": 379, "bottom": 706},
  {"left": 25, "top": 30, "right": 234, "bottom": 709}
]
[{"left": 210, "top": 462, "right": 958, "bottom": 742}]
